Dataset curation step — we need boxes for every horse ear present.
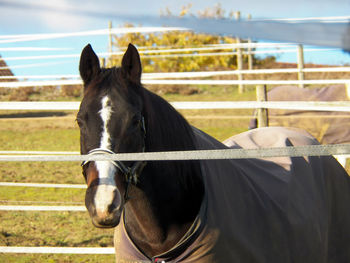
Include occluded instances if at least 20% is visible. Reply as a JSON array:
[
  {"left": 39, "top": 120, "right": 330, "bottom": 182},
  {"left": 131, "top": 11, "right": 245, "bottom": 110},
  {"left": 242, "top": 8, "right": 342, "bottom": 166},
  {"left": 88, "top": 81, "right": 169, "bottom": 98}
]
[
  {"left": 79, "top": 44, "right": 100, "bottom": 85},
  {"left": 121, "top": 43, "right": 142, "bottom": 83}
]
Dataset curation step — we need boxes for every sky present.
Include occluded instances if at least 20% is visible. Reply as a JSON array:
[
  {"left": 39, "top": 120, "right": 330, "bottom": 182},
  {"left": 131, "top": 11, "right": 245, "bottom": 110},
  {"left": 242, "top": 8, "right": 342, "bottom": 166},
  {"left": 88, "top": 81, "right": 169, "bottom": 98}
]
[{"left": 0, "top": 0, "right": 349, "bottom": 78}]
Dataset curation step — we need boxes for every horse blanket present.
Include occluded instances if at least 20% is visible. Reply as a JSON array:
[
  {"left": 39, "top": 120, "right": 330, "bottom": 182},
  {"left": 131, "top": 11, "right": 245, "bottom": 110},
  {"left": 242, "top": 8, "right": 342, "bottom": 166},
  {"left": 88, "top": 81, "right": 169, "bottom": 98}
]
[
  {"left": 249, "top": 85, "right": 350, "bottom": 145},
  {"left": 114, "top": 126, "right": 350, "bottom": 263}
]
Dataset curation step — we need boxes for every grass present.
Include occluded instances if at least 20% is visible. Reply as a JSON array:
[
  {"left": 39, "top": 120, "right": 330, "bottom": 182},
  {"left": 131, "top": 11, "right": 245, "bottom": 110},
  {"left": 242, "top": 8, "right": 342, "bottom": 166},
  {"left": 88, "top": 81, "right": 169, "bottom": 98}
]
[
  {"left": 161, "top": 85, "right": 258, "bottom": 101},
  {"left": 0, "top": 129, "right": 79, "bottom": 151},
  {"left": 0, "top": 212, "right": 115, "bottom": 262},
  {"left": 0, "top": 162, "right": 81, "bottom": 184},
  {"left": 0, "top": 212, "right": 113, "bottom": 247},
  {"left": 0, "top": 187, "right": 84, "bottom": 204}
]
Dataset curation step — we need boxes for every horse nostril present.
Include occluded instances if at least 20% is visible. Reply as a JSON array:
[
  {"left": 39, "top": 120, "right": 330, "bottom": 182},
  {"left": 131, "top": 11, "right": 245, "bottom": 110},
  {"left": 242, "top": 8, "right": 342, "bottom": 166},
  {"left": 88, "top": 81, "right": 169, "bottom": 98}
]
[{"left": 108, "top": 203, "right": 116, "bottom": 213}]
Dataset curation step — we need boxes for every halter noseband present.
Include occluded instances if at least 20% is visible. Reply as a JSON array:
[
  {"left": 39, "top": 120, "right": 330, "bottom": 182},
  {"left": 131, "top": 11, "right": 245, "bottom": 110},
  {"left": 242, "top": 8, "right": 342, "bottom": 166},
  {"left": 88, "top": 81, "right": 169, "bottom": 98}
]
[{"left": 81, "top": 148, "right": 146, "bottom": 202}]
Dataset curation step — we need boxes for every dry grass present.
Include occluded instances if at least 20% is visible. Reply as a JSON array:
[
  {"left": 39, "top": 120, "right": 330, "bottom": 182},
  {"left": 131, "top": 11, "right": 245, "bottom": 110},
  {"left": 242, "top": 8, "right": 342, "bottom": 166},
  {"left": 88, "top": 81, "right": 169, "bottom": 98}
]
[{"left": 0, "top": 113, "right": 77, "bottom": 131}]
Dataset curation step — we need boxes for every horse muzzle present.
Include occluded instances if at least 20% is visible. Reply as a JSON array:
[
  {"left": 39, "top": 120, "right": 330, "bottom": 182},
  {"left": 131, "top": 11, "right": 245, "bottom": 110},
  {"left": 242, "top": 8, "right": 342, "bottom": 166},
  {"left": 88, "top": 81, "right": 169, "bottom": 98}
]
[
  {"left": 91, "top": 207, "right": 122, "bottom": 228},
  {"left": 85, "top": 184, "right": 123, "bottom": 228}
]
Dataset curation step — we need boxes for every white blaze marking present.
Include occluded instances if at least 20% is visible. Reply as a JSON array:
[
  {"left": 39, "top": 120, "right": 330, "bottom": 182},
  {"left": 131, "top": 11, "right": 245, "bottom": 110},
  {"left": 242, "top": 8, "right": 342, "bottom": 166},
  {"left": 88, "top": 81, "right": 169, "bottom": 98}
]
[
  {"left": 99, "top": 96, "right": 112, "bottom": 149},
  {"left": 94, "top": 96, "right": 118, "bottom": 216}
]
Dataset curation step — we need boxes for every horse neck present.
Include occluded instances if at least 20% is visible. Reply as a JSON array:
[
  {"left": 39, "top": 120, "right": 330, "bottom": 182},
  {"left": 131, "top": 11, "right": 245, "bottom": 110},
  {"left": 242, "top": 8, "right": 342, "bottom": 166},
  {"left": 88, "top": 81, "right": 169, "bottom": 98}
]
[
  {"left": 123, "top": 90, "right": 204, "bottom": 257},
  {"left": 124, "top": 183, "right": 195, "bottom": 257}
]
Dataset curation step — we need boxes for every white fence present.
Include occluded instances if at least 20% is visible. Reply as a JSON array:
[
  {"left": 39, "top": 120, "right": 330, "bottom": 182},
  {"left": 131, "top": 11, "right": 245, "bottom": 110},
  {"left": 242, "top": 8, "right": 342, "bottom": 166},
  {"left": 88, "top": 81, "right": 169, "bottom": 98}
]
[
  {"left": 0, "top": 246, "right": 115, "bottom": 254},
  {"left": 1, "top": 27, "right": 350, "bottom": 256},
  {"left": 1, "top": 100, "right": 350, "bottom": 112},
  {"left": 2, "top": 143, "right": 349, "bottom": 254},
  {"left": 1, "top": 78, "right": 350, "bottom": 88}
]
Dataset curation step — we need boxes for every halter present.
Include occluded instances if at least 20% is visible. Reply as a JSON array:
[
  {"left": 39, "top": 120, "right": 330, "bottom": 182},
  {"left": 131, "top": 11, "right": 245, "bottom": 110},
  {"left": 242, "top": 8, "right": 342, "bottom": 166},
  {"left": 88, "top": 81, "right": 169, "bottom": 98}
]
[{"left": 81, "top": 116, "right": 147, "bottom": 202}]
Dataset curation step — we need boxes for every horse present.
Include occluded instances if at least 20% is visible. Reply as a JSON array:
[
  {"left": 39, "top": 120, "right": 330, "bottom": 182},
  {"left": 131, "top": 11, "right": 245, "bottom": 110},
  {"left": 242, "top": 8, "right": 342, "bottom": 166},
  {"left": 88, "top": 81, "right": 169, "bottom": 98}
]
[{"left": 77, "top": 43, "right": 350, "bottom": 263}]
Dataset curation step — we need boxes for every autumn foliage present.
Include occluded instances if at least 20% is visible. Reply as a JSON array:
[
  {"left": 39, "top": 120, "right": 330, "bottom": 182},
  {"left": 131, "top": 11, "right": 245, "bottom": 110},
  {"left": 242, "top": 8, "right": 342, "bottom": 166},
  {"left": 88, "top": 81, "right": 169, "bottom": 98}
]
[
  {"left": 110, "top": 5, "right": 253, "bottom": 73},
  {"left": 111, "top": 28, "right": 246, "bottom": 73}
]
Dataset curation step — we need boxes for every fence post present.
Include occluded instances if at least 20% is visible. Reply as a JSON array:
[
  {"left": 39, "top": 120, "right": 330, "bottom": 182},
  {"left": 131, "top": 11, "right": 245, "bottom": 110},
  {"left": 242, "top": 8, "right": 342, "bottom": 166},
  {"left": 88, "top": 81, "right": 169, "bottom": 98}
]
[
  {"left": 247, "top": 39, "right": 253, "bottom": 71},
  {"left": 100, "top": 58, "right": 106, "bottom": 68},
  {"left": 247, "top": 14, "right": 253, "bottom": 70},
  {"left": 346, "top": 83, "right": 350, "bottom": 99},
  {"left": 256, "top": 85, "right": 269, "bottom": 128},
  {"left": 236, "top": 39, "right": 244, "bottom": 93},
  {"left": 234, "top": 11, "right": 244, "bottom": 93},
  {"left": 108, "top": 21, "right": 113, "bottom": 67},
  {"left": 297, "top": 44, "right": 305, "bottom": 88}
]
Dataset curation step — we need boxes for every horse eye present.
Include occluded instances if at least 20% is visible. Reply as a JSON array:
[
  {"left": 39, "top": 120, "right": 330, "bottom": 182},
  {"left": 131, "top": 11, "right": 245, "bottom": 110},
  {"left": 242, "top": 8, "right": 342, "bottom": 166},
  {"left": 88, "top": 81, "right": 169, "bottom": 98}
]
[
  {"left": 134, "top": 118, "right": 141, "bottom": 126},
  {"left": 76, "top": 118, "right": 87, "bottom": 131},
  {"left": 130, "top": 115, "right": 140, "bottom": 125},
  {"left": 76, "top": 118, "right": 83, "bottom": 127}
]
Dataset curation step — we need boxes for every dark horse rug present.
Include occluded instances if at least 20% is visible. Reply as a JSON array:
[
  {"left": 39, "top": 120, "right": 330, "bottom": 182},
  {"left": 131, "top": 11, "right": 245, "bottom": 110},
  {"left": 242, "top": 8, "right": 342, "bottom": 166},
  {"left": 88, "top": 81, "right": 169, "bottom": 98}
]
[
  {"left": 249, "top": 85, "right": 350, "bottom": 145},
  {"left": 114, "top": 126, "right": 350, "bottom": 262}
]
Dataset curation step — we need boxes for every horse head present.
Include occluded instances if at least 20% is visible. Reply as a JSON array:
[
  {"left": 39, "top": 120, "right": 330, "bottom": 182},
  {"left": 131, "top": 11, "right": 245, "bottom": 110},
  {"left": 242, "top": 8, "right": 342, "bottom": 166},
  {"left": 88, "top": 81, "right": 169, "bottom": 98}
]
[{"left": 77, "top": 43, "right": 146, "bottom": 228}]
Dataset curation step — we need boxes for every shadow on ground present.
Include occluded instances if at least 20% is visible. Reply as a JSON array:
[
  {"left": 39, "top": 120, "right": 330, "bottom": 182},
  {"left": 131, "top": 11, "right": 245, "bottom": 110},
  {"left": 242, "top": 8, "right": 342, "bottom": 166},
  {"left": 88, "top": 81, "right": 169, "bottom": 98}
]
[{"left": 0, "top": 111, "right": 68, "bottom": 118}]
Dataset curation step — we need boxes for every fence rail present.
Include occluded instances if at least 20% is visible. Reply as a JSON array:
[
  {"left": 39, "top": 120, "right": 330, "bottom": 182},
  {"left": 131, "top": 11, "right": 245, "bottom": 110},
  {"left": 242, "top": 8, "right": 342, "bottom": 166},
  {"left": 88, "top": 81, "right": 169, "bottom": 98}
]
[
  {"left": 1, "top": 66, "right": 350, "bottom": 81},
  {"left": 0, "top": 205, "right": 86, "bottom": 211},
  {"left": 1, "top": 144, "right": 350, "bottom": 162},
  {"left": 0, "top": 246, "right": 115, "bottom": 254},
  {"left": 0, "top": 182, "right": 85, "bottom": 188},
  {"left": 1, "top": 101, "right": 350, "bottom": 112},
  {"left": 2, "top": 78, "right": 350, "bottom": 88},
  {"left": 0, "top": 78, "right": 349, "bottom": 88},
  {"left": 0, "top": 144, "right": 349, "bottom": 214},
  {"left": 1, "top": 67, "right": 350, "bottom": 81}
]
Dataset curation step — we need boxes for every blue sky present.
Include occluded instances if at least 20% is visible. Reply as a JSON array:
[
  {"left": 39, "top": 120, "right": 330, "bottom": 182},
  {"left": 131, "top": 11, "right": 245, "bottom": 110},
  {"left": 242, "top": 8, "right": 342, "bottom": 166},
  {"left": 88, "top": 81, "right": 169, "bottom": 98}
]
[{"left": 0, "top": 0, "right": 349, "bottom": 77}]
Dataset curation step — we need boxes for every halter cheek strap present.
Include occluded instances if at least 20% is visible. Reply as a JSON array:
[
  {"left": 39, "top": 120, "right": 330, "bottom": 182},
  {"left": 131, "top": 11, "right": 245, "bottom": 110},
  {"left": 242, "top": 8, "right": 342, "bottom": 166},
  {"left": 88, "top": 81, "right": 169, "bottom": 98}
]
[{"left": 81, "top": 148, "right": 147, "bottom": 202}]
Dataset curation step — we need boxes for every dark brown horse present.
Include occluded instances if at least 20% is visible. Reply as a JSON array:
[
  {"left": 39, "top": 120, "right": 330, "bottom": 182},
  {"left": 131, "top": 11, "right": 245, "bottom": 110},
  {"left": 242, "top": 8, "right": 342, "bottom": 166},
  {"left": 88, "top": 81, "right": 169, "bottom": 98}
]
[{"left": 78, "top": 44, "right": 350, "bottom": 262}]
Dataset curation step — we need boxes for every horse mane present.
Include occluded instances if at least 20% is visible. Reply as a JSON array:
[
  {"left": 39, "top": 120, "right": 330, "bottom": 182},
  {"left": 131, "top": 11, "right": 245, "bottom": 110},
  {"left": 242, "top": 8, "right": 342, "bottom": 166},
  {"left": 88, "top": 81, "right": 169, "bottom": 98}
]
[
  {"left": 140, "top": 87, "right": 204, "bottom": 225},
  {"left": 142, "top": 89, "right": 196, "bottom": 152}
]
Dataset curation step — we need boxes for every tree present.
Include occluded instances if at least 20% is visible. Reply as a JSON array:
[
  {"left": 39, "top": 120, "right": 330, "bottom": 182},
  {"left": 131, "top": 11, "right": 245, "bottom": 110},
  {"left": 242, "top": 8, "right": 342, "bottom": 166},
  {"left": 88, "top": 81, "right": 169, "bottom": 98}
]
[{"left": 110, "top": 5, "right": 254, "bottom": 73}]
